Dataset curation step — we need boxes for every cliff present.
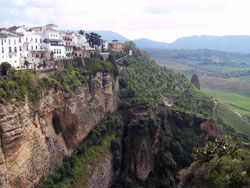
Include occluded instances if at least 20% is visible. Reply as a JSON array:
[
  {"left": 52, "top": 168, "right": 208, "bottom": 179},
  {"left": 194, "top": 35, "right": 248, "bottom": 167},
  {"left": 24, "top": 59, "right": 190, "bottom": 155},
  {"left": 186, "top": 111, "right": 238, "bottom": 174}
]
[{"left": 0, "top": 72, "right": 119, "bottom": 188}]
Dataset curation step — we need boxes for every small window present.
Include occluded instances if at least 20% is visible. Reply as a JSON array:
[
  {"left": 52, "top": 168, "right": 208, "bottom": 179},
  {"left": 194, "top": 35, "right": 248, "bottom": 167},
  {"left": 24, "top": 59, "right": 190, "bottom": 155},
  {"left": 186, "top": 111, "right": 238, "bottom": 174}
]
[
  {"left": 40, "top": 39, "right": 42, "bottom": 43},
  {"left": 57, "top": 49, "right": 58, "bottom": 54},
  {"left": 19, "top": 46, "right": 22, "bottom": 51},
  {"left": 31, "top": 46, "right": 33, "bottom": 50},
  {"left": 19, "top": 37, "right": 21, "bottom": 43},
  {"left": 31, "top": 38, "right": 33, "bottom": 42},
  {"left": 8, "top": 39, "right": 11, "bottom": 45},
  {"left": 36, "top": 46, "right": 37, "bottom": 50},
  {"left": 1, "top": 47, "right": 3, "bottom": 53},
  {"left": 14, "top": 47, "right": 17, "bottom": 52},
  {"left": 35, "top": 38, "right": 37, "bottom": 43},
  {"left": 26, "top": 37, "right": 28, "bottom": 42},
  {"left": 59, "top": 49, "right": 61, "bottom": 54},
  {"left": 14, "top": 40, "right": 16, "bottom": 45},
  {"left": 9, "top": 55, "right": 12, "bottom": 58},
  {"left": 9, "top": 47, "right": 12, "bottom": 52},
  {"left": 27, "top": 46, "right": 28, "bottom": 51}
]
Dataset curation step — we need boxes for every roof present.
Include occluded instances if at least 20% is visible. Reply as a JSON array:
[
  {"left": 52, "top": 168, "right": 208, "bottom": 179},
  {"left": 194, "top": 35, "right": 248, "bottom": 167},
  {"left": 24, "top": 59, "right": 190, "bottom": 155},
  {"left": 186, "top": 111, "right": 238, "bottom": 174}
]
[
  {"left": 43, "top": 38, "right": 63, "bottom": 42},
  {"left": 0, "top": 33, "right": 7, "bottom": 38},
  {"left": 8, "top": 26, "right": 21, "bottom": 32},
  {"left": 45, "top": 28, "right": 59, "bottom": 32},
  {"left": 45, "top": 23, "right": 58, "bottom": 27}
]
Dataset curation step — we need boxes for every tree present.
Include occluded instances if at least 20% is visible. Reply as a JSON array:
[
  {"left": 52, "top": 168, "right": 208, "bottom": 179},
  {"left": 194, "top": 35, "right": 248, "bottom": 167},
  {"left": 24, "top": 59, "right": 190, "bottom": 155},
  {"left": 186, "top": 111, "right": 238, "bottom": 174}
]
[
  {"left": 79, "top": 30, "right": 85, "bottom": 35},
  {"left": 0, "top": 62, "right": 12, "bottom": 76},
  {"left": 85, "top": 32, "right": 101, "bottom": 47},
  {"left": 124, "top": 41, "right": 135, "bottom": 52}
]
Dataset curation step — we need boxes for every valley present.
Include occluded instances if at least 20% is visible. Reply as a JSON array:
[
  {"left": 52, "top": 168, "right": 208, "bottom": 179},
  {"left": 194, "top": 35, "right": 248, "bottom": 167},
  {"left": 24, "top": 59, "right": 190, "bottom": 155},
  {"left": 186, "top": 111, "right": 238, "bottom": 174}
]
[{"left": 145, "top": 49, "right": 250, "bottom": 119}]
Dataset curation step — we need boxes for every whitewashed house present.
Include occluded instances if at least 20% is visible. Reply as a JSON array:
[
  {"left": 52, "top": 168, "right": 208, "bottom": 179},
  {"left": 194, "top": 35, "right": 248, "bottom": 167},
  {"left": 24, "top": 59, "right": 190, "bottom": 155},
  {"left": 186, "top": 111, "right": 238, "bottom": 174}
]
[
  {"left": 73, "top": 33, "right": 93, "bottom": 50},
  {"left": 43, "top": 24, "right": 66, "bottom": 59},
  {"left": 0, "top": 30, "right": 22, "bottom": 68}
]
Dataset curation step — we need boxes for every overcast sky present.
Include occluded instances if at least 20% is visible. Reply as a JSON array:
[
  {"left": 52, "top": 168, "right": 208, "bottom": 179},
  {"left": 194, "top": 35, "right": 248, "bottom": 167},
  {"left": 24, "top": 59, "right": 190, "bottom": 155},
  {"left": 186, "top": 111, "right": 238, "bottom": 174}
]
[{"left": 1, "top": 0, "right": 250, "bottom": 42}]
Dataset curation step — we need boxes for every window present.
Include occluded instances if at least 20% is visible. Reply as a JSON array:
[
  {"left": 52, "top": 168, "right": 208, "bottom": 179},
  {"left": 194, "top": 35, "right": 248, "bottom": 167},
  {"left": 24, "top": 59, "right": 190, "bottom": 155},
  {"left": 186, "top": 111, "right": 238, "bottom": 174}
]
[
  {"left": 1, "top": 39, "right": 3, "bottom": 45},
  {"left": 19, "top": 46, "right": 22, "bottom": 51},
  {"left": 14, "top": 47, "right": 17, "bottom": 52},
  {"left": 19, "top": 37, "right": 21, "bottom": 43},
  {"left": 36, "top": 46, "right": 37, "bottom": 50},
  {"left": 35, "top": 38, "right": 37, "bottom": 43},
  {"left": 9, "top": 47, "right": 12, "bottom": 52},
  {"left": 31, "top": 46, "right": 33, "bottom": 50},
  {"left": 14, "top": 40, "right": 16, "bottom": 45},
  {"left": 26, "top": 37, "right": 28, "bottom": 42},
  {"left": 59, "top": 49, "right": 61, "bottom": 54},
  {"left": 57, "top": 49, "right": 58, "bottom": 54},
  {"left": 54, "top": 49, "right": 56, "bottom": 53},
  {"left": 27, "top": 46, "right": 28, "bottom": 51},
  {"left": 31, "top": 38, "right": 33, "bottom": 42},
  {"left": 9, "top": 55, "right": 12, "bottom": 58},
  {"left": 8, "top": 39, "right": 11, "bottom": 45},
  {"left": 40, "top": 39, "right": 42, "bottom": 43}
]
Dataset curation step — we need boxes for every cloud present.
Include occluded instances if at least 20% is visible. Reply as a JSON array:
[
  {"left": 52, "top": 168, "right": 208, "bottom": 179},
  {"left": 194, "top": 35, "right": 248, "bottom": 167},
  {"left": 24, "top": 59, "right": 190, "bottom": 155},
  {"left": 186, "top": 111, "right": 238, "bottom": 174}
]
[{"left": 1, "top": 0, "right": 250, "bottom": 42}]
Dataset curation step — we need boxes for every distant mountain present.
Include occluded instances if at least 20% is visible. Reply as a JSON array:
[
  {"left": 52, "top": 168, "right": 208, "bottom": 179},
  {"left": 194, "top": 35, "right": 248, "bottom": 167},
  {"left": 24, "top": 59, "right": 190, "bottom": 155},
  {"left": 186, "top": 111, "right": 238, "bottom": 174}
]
[
  {"left": 133, "top": 38, "right": 170, "bottom": 49},
  {"left": 134, "top": 35, "right": 250, "bottom": 52},
  {"left": 86, "top": 30, "right": 128, "bottom": 43}
]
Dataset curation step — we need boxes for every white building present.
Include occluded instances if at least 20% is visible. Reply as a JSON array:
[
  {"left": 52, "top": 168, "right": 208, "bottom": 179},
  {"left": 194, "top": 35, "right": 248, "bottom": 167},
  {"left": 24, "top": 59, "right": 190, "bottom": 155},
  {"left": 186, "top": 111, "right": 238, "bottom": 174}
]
[
  {"left": 43, "top": 24, "right": 66, "bottom": 59},
  {"left": 0, "top": 31, "right": 22, "bottom": 68},
  {"left": 73, "top": 33, "right": 93, "bottom": 50},
  {"left": 0, "top": 25, "right": 47, "bottom": 68},
  {"left": 61, "top": 32, "right": 75, "bottom": 57}
]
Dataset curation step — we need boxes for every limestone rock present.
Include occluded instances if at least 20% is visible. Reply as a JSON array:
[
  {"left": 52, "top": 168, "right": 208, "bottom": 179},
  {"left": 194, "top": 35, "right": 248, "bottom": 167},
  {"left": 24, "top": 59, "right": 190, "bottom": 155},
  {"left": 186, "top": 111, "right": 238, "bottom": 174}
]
[{"left": 0, "top": 73, "right": 119, "bottom": 188}]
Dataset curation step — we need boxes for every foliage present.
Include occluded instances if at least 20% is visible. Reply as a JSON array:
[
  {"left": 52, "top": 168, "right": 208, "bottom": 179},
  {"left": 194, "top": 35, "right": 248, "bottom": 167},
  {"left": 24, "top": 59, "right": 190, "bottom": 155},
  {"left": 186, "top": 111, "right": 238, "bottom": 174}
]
[
  {"left": 0, "top": 57, "right": 118, "bottom": 104},
  {"left": 0, "top": 69, "right": 41, "bottom": 106},
  {"left": 0, "top": 62, "right": 12, "bottom": 76},
  {"left": 118, "top": 55, "right": 214, "bottom": 116},
  {"left": 124, "top": 41, "right": 136, "bottom": 52},
  {"left": 40, "top": 114, "right": 121, "bottom": 188},
  {"left": 179, "top": 139, "right": 250, "bottom": 188},
  {"left": 85, "top": 32, "right": 101, "bottom": 47}
]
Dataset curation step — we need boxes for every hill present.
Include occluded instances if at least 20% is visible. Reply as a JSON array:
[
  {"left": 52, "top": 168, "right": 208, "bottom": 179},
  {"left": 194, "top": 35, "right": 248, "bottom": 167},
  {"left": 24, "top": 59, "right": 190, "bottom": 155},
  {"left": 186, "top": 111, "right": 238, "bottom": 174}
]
[
  {"left": 86, "top": 30, "right": 128, "bottom": 43},
  {"left": 135, "top": 35, "right": 250, "bottom": 52}
]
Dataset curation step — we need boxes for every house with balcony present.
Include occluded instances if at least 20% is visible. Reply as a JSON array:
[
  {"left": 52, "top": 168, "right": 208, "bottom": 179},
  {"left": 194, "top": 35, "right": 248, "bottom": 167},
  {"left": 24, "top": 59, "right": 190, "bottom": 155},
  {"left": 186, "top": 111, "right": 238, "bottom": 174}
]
[{"left": 43, "top": 24, "right": 66, "bottom": 59}]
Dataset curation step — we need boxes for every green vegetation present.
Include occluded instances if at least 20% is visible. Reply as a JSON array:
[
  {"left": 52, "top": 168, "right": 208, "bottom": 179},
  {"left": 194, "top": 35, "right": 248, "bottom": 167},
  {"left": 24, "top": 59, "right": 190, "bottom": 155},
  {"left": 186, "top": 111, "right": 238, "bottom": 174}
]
[
  {"left": 179, "top": 139, "right": 250, "bottom": 188},
  {"left": 119, "top": 56, "right": 214, "bottom": 116},
  {"left": 202, "top": 88, "right": 250, "bottom": 115},
  {"left": 0, "top": 57, "right": 118, "bottom": 105},
  {"left": 40, "top": 114, "right": 121, "bottom": 188},
  {"left": 0, "top": 69, "right": 41, "bottom": 106},
  {"left": 216, "top": 104, "right": 250, "bottom": 136}
]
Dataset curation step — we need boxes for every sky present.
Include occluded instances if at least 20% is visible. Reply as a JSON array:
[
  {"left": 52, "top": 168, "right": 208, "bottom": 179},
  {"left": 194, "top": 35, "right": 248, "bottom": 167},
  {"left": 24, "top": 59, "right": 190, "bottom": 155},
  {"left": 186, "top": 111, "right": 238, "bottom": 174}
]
[{"left": 1, "top": 0, "right": 250, "bottom": 42}]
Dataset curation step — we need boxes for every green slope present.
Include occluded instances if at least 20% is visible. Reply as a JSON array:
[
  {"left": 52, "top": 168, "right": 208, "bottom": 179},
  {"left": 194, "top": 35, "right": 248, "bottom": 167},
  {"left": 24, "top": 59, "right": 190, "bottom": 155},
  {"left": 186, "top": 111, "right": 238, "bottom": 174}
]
[
  {"left": 202, "top": 88, "right": 250, "bottom": 115},
  {"left": 216, "top": 103, "right": 250, "bottom": 136}
]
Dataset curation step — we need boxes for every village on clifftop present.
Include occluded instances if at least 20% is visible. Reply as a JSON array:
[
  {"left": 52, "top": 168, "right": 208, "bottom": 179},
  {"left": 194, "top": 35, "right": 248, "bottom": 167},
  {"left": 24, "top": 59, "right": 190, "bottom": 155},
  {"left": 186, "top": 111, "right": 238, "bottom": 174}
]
[{"left": 0, "top": 24, "right": 129, "bottom": 69}]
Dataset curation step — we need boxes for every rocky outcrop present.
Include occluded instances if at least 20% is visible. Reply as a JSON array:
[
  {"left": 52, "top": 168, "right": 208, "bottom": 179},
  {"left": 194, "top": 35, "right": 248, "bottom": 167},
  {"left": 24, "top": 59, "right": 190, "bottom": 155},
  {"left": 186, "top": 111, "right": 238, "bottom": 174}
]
[
  {"left": 191, "top": 74, "right": 200, "bottom": 90},
  {"left": 86, "top": 152, "right": 113, "bottom": 188},
  {"left": 200, "top": 119, "right": 219, "bottom": 141},
  {"left": 0, "top": 72, "right": 119, "bottom": 188}
]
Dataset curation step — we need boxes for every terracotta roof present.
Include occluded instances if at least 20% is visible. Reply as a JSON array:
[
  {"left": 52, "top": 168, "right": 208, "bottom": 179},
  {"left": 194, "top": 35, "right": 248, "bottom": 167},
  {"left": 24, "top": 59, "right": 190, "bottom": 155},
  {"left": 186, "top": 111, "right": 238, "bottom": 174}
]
[
  {"left": 8, "top": 26, "right": 21, "bottom": 32},
  {"left": 45, "top": 24, "right": 58, "bottom": 28},
  {"left": 44, "top": 38, "right": 63, "bottom": 42},
  {"left": 0, "top": 33, "right": 7, "bottom": 38}
]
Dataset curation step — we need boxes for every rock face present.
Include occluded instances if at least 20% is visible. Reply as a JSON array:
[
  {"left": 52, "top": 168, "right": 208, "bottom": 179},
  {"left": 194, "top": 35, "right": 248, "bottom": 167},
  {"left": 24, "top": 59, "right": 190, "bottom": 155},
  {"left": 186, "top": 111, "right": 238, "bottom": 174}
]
[
  {"left": 0, "top": 72, "right": 119, "bottom": 188},
  {"left": 86, "top": 152, "right": 113, "bottom": 188},
  {"left": 200, "top": 119, "right": 219, "bottom": 141}
]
